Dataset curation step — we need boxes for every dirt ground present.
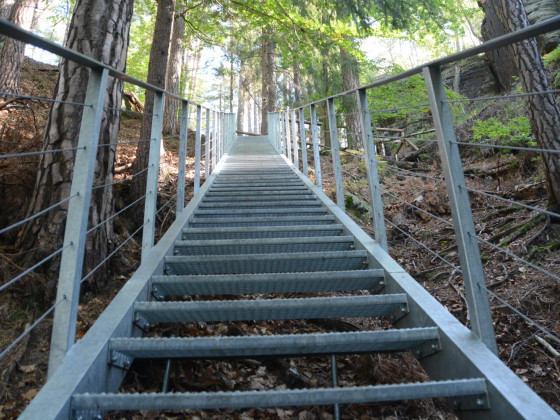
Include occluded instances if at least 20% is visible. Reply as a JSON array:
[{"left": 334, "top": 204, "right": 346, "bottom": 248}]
[{"left": 0, "top": 59, "right": 559, "bottom": 419}]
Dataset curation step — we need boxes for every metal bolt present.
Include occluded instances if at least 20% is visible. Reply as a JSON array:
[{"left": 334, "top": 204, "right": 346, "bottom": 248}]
[
  {"left": 124, "top": 360, "right": 131, "bottom": 368},
  {"left": 431, "top": 343, "right": 438, "bottom": 350},
  {"left": 379, "top": 281, "right": 385, "bottom": 286},
  {"left": 95, "top": 415, "right": 103, "bottom": 420},
  {"left": 476, "top": 398, "right": 485, "bottom": 407},
  {"left": 401, "top": 306, "right": 407, "bottom": 312},
  {"left": 111, "top": 352, "right": 118, "bottom": 362},
  {"left": 135, "top": 313, "right": 141, "bottom": 322}
]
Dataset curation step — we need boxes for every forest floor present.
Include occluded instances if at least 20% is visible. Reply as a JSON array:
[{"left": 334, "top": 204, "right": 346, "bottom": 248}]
[{"left": 0, "top": 59, "right": 559, "bottom": 419}]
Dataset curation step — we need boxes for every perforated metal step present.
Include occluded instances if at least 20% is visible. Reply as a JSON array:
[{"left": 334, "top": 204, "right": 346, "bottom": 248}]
[
  {"left": 151, "top": 269, "right": 384, "bottom": 296},
  {"left": 109, "top": 328, "right": 440, "bottom": 359},
  {"left": 72, "top": 379, "right": 488, "bottom": 415},
  {"left": 173, "top": 236, "right": 355, "bottom": 256},
  {"left": 187, "top": 215, "right": 336, "bottom": 228},
  {"left": 182, "top": 224, "right": 345, "bottom": 240},
  {"left": 134, "top": 294, "right": 409, "bottom": 324},
  {"left": 164, "top": 250, "right": 368, "bottom": 275},
  {"left": 198, "top": 200, "right": 323, "bottom": 209},
  {"left": 194, "top": 207, "right": 327, "bottom": 218}
]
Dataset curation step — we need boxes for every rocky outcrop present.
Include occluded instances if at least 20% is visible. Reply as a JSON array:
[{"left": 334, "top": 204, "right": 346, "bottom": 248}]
[
  {"left": 524, "top": 0, "right": 560, "bottom": 53},
  {"left": 443, "top": 55, "right": 500, "bottom": 98}
]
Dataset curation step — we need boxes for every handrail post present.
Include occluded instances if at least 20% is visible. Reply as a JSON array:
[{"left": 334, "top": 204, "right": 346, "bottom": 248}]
[
  {"left": 310, "top": 103, "right": 322, "bottom": 187},
  {"left": 194, "top": 105, "right": 202, "bottom": 193},
  {"left": 176, "top": 100, "right": 189, "bottom": 216},
  {"left": 211, "top": 111, "right": 217, "bottom": 171},
  {"left": 423, "top": 65, "right": 497, "bottom": 354},
  {"left": 291, "top": 109, "right": 299, "bottom": 169},
  {"left": 205, "top": 108, "right": 210, "bottom": 178},
  {"left": 298, "top": 108, "right": 308, "bottom": 177},
  {"left": 48, "top": 68, "right": 109, "bottom": 377},
  {"left": 327, "top": 98, "right": 344, "bottom": 210},
  {"left": 356, "top": 88, "right": 388, "bottom": 251},
  {"left": 285, "top": 109, "right": 292, "bottom": 162},
  {"left": 279, "top": 112, "right": 284, "bottom": 155},
  {"left": 141, "top": 91, "right": 165, "bottom": 261}
]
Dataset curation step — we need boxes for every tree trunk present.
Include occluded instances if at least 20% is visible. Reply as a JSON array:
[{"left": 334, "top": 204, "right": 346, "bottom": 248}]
[
  {"left": 163, "top": 9, "right": 184, "bottom": 135},
  {"left": 131, "top": 0, "right": 176, "bottom": 221},
  {"left": 340, "top": 42, "right": 362, "bottom": 149},
  {"left": 237, "top": 63, "right": 247, "bottom": 132},
  {"left": 293, "top": 62, "right": 303, "bottom": 106},
  {"left": 260, "top": 27, "right": 276, "bottom": 134},
  {"left": 0, "top": 0, "right": 39, "bottom": 96},
  {"left": 480, "top": 0, "right": 518, "bottom": 90},
  {"left": 17, "top": 0, "right": 134, "bottom": 294},
  {"left": 484, "top": 0, "right": 560, "bottom": 211}
]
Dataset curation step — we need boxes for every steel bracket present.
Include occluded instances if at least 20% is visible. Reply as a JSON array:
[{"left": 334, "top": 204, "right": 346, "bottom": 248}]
[
  {"left": 134, "top": 312, "right": 151, "bottom": 331},
  {"left": 449, "top": 392, "right": 490, "bottom": 411},
  {"left": 387, "top": 302, "right": 409, "bottom": 323},
  {"left": 73, "top": 408, "right": 104, "bottom": 420},
  {"left": 412, "top": 337, "right": 441, "bottom": 359},
  {"left": 108, "top": 349, "right": 132, "bottom": 370},
  {"left": 151, "top": 285, "right": 164, "bottom": 301}
]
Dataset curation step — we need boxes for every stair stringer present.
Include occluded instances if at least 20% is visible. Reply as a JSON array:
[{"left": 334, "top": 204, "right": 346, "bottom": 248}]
[
  {"left": 280, "top": 152, "right": 559, "bottom": 420},
  {"left": 18, "top": 155, "right": 228, "bottom": 420}
]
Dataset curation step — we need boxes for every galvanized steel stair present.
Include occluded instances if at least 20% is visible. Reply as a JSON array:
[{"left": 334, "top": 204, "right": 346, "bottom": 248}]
[{"left": 68, "top": 137, "right": 492, "bottom": 419}]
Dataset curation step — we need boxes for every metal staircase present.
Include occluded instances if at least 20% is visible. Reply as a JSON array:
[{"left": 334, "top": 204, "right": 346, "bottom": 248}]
[{"left": 21, "top": 136, "right": 559, "bottom": 419}]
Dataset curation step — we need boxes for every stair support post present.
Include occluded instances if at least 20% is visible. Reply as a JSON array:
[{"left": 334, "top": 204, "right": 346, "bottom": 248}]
[
  {"left": 291, "top": 109, "right": 299, "bottom": 169},
  {"left": 310, "top": 103, "right": 322, "bottom": 187},
  {"left": 176, "top": 100, "right": 189, "bottom": 216},
  {"left": 47, "top": 68, "right": 109, "bottom": 377},
  {"left": 423, "top": 65, "right": 497, "bottom": 353},
  {"left": 194, "top": 105, "right": 202, "bottom": 193},
  {"left": 205, "top": 108, "right": 210, "bottom": 178},
  {"left": 327, "top": 98, "right": 345, "bottom": 210},
  {"left": 141, "top": 91, "right": 165, "bottom": 262},
  {"left": 356, "top": 88, "right": 388, "bottom": 251},
  {"left": 211, "top": 111, "right": 217, "bottom": 171},
  {"left": 298, "top": 108, "right": 308, "bottom": 177},
  {"left": 285, "top": 109, "right": 292, "bottom": 162}
]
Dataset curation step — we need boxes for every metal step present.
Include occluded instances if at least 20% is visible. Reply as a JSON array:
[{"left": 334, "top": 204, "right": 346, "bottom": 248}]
[
  {"left": 109, "top": 328, "right": 440, "bottom": 359},
  {"left": 193, "top": 208, "right": 327, "bottom": 218},
  {"left": 173, "top": 236, "right": 355, "bottom": 256},
  {"left": 211, "top": 181, "right": 304, "bottom": 188},
  {"left": 208, "top": 186, "right": 309, "bottom": 193},
  {"left": 151, "top": 269, "right": 384, "bottom": 296},
  {"left": 164, "top": 250, "right": 368, "bottom": 275},
  {"left": 197, "top": 200, "right": 323, "bottom": 209},
  {"left": 187, "top": 215, "right": 336, "bottom": 228},
  {"left": 134, "top": 294, "right": 409, "bottom": 324},
  {"left": 182, "top": 225, "right": 344, "bottom": 240},
  {"left": 204, "top": 190, "right": 313, "bottom": 198},
  {"left": 72, "top": 379, "right": 488, "bottom": 415},
  {"left": 202, "top": 194, "right": 315, "bottom": 202}
]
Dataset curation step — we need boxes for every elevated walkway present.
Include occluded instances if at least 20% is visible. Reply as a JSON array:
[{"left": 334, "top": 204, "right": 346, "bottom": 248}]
[{"left": 21, "top": 136, "right": 559, "bottom": 419}]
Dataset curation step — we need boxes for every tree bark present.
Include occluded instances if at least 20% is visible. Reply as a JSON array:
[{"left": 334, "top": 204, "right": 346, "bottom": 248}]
[
  {"left": 0, "top": 0, "right": 39, "bottom": 96},
  {"left": 480, "top": 0, "right": 518, "bottom": 91},
  {"left": 483, "top": 0, "right": 560, "bottom": 211},
  {"left": 17, "top": 0, "right": 134, "bottom": 294},
  {"left": 340, "top": 42, "right": 362, "bottom": 149},
  {"left": 131, "top": 0, "right": 176, "bottom": 221},
  {"left": 260, "top": 27, "right": 276, "bottom": 134},
  {"left": 237, "top": 63, "right": 247, "bottom": 132},
  {"left": 163, "top": 9, "right": 185, "bottom": 135},
  {"left": 293, "top": 61, "right": 303, "bottom": 106}
]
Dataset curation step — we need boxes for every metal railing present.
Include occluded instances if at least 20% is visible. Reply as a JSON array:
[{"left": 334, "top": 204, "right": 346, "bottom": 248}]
[
  {"left": 272, "top": 15, "right": 560, "bottom": 359},
  {"left": 0, "top": 18, "right": 235, "bottom": 377}
]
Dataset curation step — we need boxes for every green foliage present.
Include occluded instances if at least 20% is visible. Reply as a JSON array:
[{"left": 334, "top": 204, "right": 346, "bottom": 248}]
[
  {"left": 471, "top": 116, "right": 535, "bottom": 152},
  {"left": 543, "top": 46, "right": 560, "bottom": 89}
]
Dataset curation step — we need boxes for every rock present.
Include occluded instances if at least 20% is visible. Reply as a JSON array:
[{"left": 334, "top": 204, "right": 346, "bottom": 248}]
[
  {"left": 524, "top": 0, "right": 560, "bottom": 53},
  {"left": 442, "top": 55, "right": 500, "bottom": 99}
]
